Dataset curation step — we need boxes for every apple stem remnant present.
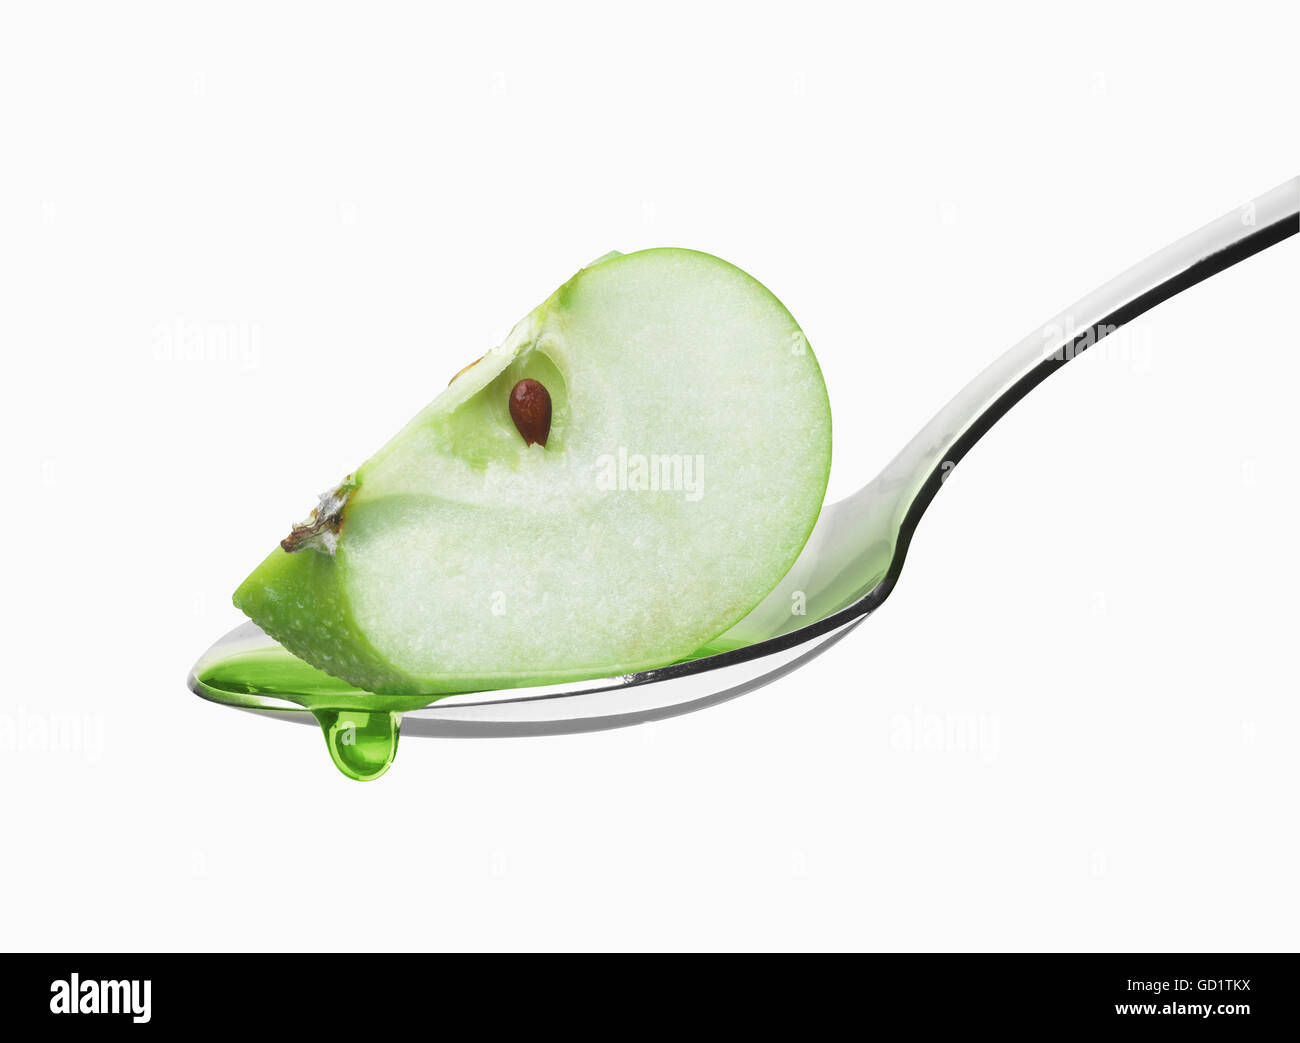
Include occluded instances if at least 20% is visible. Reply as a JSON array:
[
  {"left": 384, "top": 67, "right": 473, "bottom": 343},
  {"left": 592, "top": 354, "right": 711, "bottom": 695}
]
[
  {"left": 509, "top": 378, "right": 551, "bottom": 446},
  {"left": 280, "top": 481, "right": 354, "bottom": 555}
]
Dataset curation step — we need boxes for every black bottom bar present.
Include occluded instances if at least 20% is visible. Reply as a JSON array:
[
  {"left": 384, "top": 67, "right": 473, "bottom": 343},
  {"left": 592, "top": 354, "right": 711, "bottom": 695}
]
[{"left": 1, "top": 953, "right": 1292, "bottom": 1032}]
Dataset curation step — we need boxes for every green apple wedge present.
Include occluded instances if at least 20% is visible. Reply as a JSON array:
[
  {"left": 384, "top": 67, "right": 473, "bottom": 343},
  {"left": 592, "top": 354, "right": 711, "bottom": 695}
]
[{"left": 234, "top": 248, "right": 831, "bottom": 695}]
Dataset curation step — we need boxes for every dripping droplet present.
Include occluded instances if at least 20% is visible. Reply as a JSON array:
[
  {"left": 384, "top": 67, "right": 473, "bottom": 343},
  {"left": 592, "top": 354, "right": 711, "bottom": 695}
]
[{"left": 312, "top": 709, "right": 402, "bottom": 781}]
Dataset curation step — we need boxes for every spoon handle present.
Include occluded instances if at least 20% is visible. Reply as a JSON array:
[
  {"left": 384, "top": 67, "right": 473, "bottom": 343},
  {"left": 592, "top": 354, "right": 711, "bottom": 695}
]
[{"left": 854, "top": 176, "right": 1300, "bottom": 584}]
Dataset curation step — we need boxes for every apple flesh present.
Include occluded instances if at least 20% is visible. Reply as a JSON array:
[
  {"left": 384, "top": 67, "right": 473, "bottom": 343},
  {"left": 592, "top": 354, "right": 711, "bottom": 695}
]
[{"left": 234, "top": 249, "right": 831, "bottom": 695}]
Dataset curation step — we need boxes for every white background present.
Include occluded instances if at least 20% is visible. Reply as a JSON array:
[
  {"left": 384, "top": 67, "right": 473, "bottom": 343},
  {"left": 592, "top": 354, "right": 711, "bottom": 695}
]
[{"left": 2, "top": 2, "right": 1297, "bottom": 952}]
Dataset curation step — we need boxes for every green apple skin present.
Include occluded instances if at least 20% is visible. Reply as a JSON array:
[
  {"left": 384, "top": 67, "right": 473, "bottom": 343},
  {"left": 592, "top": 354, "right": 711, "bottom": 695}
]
[{"left": 235, "top": 248, "right": 831, "bottom": 695}]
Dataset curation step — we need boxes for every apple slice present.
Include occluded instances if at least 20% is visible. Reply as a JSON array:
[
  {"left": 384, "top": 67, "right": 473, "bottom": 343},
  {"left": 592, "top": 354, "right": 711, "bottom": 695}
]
[{"left": 234, "top": 249, "right": 831, "bottom": 694}]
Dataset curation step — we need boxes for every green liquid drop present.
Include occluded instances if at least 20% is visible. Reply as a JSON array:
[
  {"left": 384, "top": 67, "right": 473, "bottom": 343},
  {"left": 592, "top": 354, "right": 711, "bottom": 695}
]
[
  {"left": 194, "top": 649, "right": 431, "bottom": 781},
  {"left": 311, "top": 709, "right": 402, "bottom": 782},
  {"left": 193, "top": 629, "right": 737, "bottom": 781}
]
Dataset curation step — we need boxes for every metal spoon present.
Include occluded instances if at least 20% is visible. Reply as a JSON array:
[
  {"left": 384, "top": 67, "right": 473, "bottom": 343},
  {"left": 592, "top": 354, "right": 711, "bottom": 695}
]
[{"left": 190, "top": 176, "right": 1299, "bottom": 738}]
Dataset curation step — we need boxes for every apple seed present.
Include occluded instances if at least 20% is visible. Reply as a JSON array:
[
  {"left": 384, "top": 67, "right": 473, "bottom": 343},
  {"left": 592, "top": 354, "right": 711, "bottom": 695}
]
[{"left": 509, "top": 378, "right": 551, "bottom": 446}]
